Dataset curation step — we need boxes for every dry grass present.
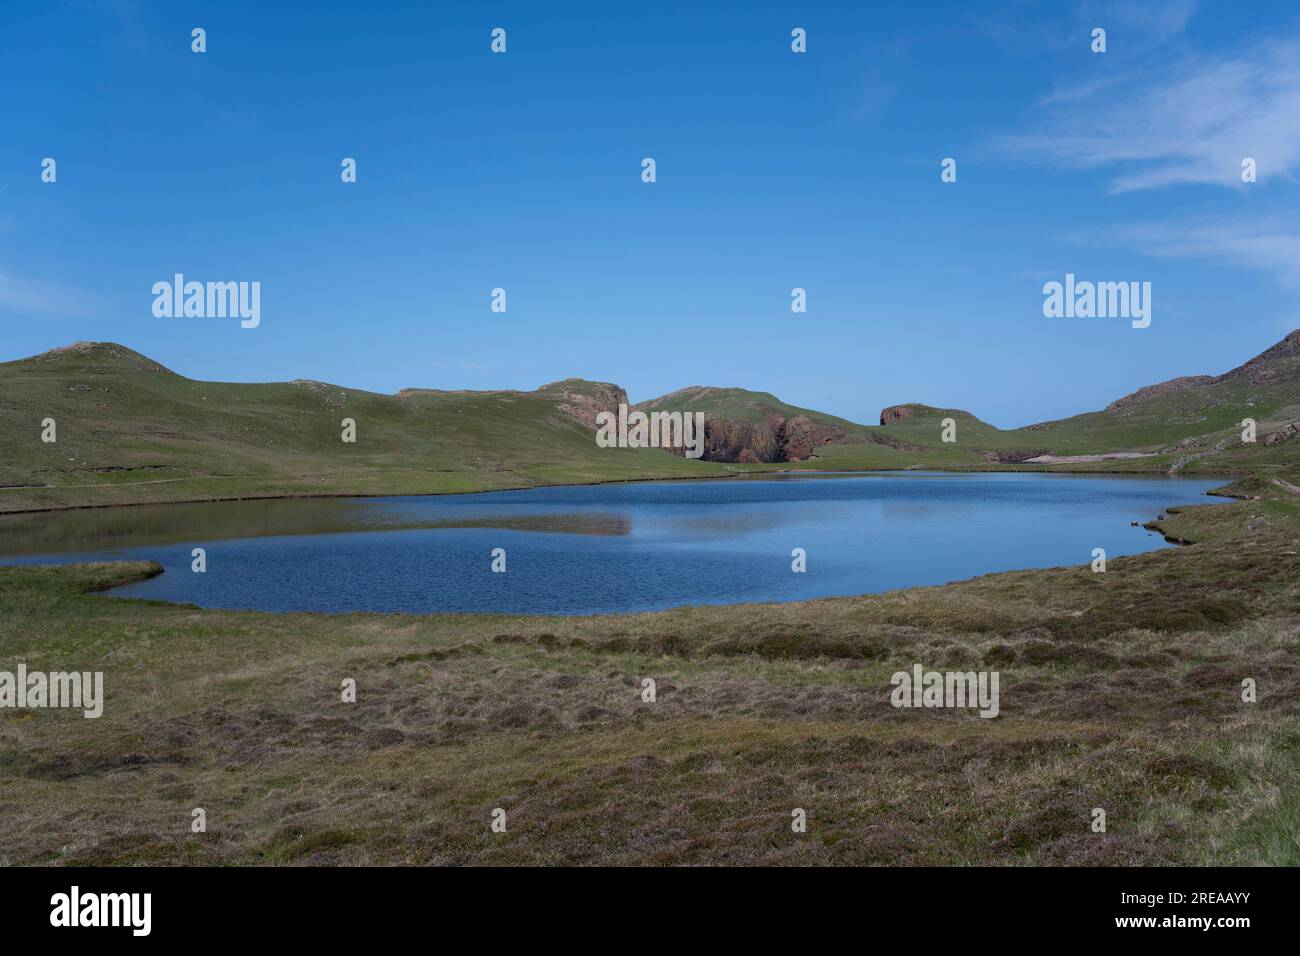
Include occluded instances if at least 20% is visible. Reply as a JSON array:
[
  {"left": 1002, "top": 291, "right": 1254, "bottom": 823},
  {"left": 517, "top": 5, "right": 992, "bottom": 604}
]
[{"left": 1, "top": 501, "right": 1297, "bottom": 866}]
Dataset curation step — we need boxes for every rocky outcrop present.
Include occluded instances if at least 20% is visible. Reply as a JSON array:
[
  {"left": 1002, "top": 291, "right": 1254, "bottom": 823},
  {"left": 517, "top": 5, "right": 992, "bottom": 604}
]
[
  {"left": 1104, "top": 376, "right": 1214, "bottom": 413},
  {"left": 771, "top": 415, "right": 846, "bottom": 461},
  {"left": 879, "top": 404, "right": 916, "bottom": 426},
  {"left": 1217, "top": 329, "right": 1300, "bottom": 385},
  {"left": 536, "top": 380, "right": 628, "bottom": 430},
  {"left": 1263, "top": 423, "right": 1300, "bottom": 446},
  {"left": 701, "top": 419, "right": 777, "bottom": 463},
  {"left": 658, "top": 414, "right": 848, "bottom": 463}
]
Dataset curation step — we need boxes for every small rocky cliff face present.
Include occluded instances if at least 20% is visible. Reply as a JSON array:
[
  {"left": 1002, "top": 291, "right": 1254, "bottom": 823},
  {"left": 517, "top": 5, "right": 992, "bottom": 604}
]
[
  {"left": 538, "top": 380, "right": 628, "bottom": 429},
  {"left": 879, "top": 405, "right": 915, "bottom": 426},
  {"left": 659, "top": 414, "right": 848, "bottom": 463},
  {"left": 700, "top": 418, "right": 776, "bottom": 463},
  {"left": 772, "top": 415, "right": 847, "bottom": 461}
]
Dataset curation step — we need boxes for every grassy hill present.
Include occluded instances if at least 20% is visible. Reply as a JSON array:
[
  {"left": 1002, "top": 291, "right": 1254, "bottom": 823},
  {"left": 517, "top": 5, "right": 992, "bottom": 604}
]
[
  {"left": 1021, "top": 331, "right": 1300, "bottom": 453},
  {"left": 3, "top": 332, "right": 1299, "bottom": 513},
  {"left": 0, "top": 342, "right": 721, "bottom": 513},
  {"left": 794, "top": 332, "right": 1300, "bottom": 483},
  {"left": 636, "top": 385, "right": 872, "bottom": 436}
]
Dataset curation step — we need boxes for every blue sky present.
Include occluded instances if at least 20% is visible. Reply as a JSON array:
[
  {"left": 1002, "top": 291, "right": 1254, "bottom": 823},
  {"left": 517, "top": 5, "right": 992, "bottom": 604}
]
[{"left": 2, "top": 0, "right": 1298, "bottom": 427}]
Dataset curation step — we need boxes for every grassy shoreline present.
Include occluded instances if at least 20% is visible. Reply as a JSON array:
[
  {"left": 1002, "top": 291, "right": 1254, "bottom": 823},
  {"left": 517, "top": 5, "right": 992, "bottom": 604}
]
[
  {"left": 1, "top": 496, "right": 1296, "bottom": 866},
  {"left": 0, "top": 459, "right": 1256, "bottom": 517}
]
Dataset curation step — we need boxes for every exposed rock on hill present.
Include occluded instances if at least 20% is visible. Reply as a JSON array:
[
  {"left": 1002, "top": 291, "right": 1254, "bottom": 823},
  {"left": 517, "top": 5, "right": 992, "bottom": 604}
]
[
  {"left": 633, "top": 385, "right": 864, "bottom": 463},
  {"left": 1105, "top": 376, "right": 1214, "bottom": 413},
  {"left": 1264, "top": 423, "right": 1300, "bottom": 446},
  {"left": 771, "top": 415, "right": 846, "bottom": 462},
  {"left": 1098, "top": 331, "right": 1300, "bottom": 416},
  {"left": 879, "top": 405, "right": 916, "bottom": 426},
  {"left": 1219, "top": 330, "right": 1300, "bottom": 384},
  {"left": 656, "top": 414, "right": 849, "bottom": 464},
  {"left": 536, "top": 379, "right": 628, "bottom": 429},
  {"left": 878, "top": 404, "right": 983, "bottom": 434},
  {"left": 701, "top": 418, "right": 777, "bottom": 463}
]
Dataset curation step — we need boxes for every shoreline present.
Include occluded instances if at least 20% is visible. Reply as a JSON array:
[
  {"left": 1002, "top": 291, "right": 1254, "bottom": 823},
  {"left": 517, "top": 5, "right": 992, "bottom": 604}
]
[
  {"left": 0, "top": 462, "right": 1248, "bottom": 518},
  {"left": 3, "top": 499, "right": 1295, "bottom": 866},
  {"left": 5, "top": 474, "right": 1234, "bottom": 617}
]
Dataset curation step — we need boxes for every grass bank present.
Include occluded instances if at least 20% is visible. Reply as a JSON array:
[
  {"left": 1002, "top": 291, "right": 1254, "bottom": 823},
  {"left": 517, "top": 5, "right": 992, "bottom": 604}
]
[{"left": 1, "top": 498, "right": 1296, "bottom": 865}]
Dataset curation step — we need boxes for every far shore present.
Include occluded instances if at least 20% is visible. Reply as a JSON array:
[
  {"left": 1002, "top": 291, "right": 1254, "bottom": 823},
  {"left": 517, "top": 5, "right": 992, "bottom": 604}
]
[{"left": 0, "top": 461, "right": 1249, "bottom": 518}]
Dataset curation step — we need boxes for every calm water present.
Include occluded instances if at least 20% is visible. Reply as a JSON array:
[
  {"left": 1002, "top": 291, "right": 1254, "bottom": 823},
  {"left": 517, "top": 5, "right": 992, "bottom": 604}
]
[{"left": 0, "top": 473, "right": 1223, "bottom": 615}]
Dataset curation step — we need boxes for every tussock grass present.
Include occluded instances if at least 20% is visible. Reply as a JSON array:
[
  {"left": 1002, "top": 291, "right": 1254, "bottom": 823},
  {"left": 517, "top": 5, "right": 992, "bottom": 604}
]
[{"left": 1, "top": 502, "right": 1296, "bottom": 865}]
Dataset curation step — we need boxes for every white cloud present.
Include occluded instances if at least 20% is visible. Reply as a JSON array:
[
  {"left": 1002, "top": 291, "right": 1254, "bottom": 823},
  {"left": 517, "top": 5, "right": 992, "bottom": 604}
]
[
  {"left": 1000, "top": 35, "right": 1300, "bottom": 192},
  {"left": 1091, "top": 218, "right": 1300, "bottom": 286}
]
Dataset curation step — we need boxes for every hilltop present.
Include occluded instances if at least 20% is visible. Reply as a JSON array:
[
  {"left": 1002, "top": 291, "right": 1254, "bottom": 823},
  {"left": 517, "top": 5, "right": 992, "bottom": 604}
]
[
  {"left": 634, "top": 386, "right": 874, "bottom": 463},
  {"left": 810, "top": 332, "right": 1300, "bottom": 482},
  {"left": 1, "top": 332, "right": 1298, "bottom": 512},
  {"left": 0, "top": 342, "right": 715, "bottom": 513}
]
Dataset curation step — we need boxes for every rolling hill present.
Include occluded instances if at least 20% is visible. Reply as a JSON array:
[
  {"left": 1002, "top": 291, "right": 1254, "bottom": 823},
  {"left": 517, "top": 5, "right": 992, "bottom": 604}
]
[
  {"left": 635, "top": 386, "right": 870, "bottom": 433},
  {"left": 0, "top": 342, "right": 719, "bottom": 513},
  {"left": 634, "top": 386, "right": 877, "bottom": 463},
  {"left": 2, "top": 332, "right": 1298, "bottom": 513},
  {"left": 806, "top": 331, "right": 1300, "bottom": 481}
]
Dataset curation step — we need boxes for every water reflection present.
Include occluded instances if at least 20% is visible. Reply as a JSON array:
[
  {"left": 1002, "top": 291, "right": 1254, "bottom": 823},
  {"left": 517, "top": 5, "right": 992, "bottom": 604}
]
[
  {"left": 0, "top": 472, "right": 1225, "bottom": 615},
  {"left": 0, "top": 498, "right": 630, "bottom": 556}
]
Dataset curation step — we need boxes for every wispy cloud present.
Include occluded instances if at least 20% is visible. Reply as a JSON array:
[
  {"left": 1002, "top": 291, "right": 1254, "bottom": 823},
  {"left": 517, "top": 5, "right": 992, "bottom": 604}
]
[
  {"left": 1081, "top": 218, "right": 1300, "bottom": 286},
  {"left": 1088, "top": 0, "right": 1198, "bottom": 45},
  {"left": 966, "top": 0, "right": 1196, "bottom": 56},
  {"left": 998, "top": 34, "right": 1300, "bottom": 192}
]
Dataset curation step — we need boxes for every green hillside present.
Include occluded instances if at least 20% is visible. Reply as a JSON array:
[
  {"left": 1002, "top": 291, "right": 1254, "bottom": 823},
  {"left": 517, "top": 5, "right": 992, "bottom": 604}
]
[
  {"left": 3, "top": 332, "right": 1299, "bottom": 514},
  {"left": 869, "top": 405, "right": 1039, "bottom": 456},
  {"left": 1023, "top": 332, "right": 1300, "bottom": 451},
  {"left": 0, "top": 342, "right": 721, "bottom": 513},
  {"left": 794, "top": 332, "right": 1300, "bottom": 482},
  {"left": 636, "top": 385, "right": 871, "bottom": 435}
]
